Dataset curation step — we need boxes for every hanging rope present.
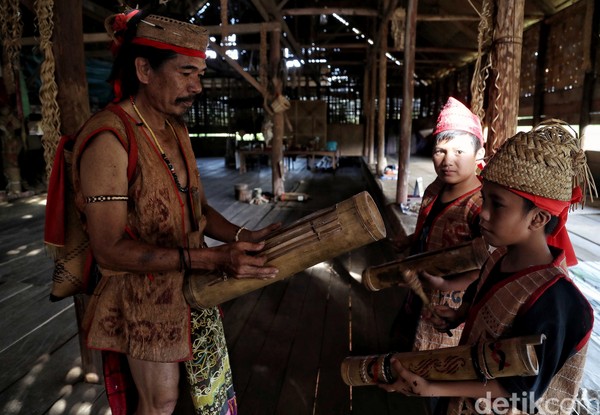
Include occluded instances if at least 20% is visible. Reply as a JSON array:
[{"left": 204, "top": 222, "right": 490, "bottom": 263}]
[
  {"left": 0, "top": 0, "right": 23, "bottom": 94},
  {"left": 469, "top": 0, "right": 494, "bottom": 123},
  {"left": 34, "top": 0, "right": 62, "bottom": 181}
]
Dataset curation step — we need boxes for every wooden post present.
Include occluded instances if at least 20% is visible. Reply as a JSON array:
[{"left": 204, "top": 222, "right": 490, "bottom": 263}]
[
  {"left": 368, "top": 49, "right": 378, "bottom": 164},
  {"left": 270, "top": 27, "right": 285, "bottom": 197},
  {"left": 362, "top": 61, "right": 371, "bottom": 157},
  {"left": 532, "top": 22, "right": 548, "bottom": 126},
  {"left": 396, "top": 0, "right": 418, "bottom": 205},
  {"left": 52, "top": 0, "right": 101, "bottom": 384},
  {"left": 579, "top": 0, "right": 598, "bottom": 143},
  {"left": 376, "top": 4, "right": 390, "bottom": 177},
  {"left": 485, "top": 0, "right": 525, "bottom": 152}
]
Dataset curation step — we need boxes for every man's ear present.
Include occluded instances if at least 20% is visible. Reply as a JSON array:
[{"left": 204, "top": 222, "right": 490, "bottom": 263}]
[
  {"left": 134, "top": 57, "right": 151, "bottom": 85},
  {"left": 530, "top": 209, "right": 552, "bottom": 231}
]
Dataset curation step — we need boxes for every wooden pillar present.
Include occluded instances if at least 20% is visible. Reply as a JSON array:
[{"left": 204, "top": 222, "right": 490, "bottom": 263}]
[
  {"left": 580, "top": 0, "right": 598, "bottom": 143},
  {"left": 367, "top": 49, "right": 377, "bottom": 164},
  {"left": 396, "top": 0, "right": 418, "bottom": 205},
  {"left": 362, "top": 61, "right": 371, "bottom": 157},
  {"left": 532, "top": 22, "right": 548, "bottom": 126},
  {"left": 52, "top": 0, "right": 101, "bottom": 384},
  {"left": 270, "top": 27, "right": 284, "bottom": 196},
  {"left": 376, "top": 3, "right": 390, "bottom": 176},
  {"left": 485, "top": 0, "right": 525, "bottom": 153}
]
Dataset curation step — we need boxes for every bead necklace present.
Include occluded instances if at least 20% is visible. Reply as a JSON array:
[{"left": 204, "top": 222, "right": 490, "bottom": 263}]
[{"left": 130, "top": 97, "right": 189, "bottom": 193}]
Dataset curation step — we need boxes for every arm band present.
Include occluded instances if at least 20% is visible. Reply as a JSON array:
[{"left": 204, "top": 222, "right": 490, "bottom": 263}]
[{"left": 85, "top": 195, "right": 129, "bottom": 204}]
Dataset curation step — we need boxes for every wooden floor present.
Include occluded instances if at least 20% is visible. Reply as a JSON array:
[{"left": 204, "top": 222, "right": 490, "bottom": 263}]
[{"left": 1, "top": 156, "right": 599, "bottom": 414}]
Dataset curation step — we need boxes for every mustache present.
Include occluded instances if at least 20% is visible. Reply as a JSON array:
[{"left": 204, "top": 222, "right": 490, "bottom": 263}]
[{"left": 175, "top": 95, "right": 197, "bottom": 104}]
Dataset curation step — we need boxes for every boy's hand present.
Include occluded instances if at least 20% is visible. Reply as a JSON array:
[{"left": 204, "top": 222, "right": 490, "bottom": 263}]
[
  {"left": 419, "top": 270, "right": 448, "bottom": 290},
  {"left": 422, "top": 305, "right": 462, "bottom": 332},
  {"left": 379, "top": 360, "right": 433, "bottom": 396}
]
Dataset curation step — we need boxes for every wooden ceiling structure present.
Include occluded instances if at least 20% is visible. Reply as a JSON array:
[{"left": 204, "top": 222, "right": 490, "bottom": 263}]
[
  {"left": 13, "top": 0, "right": 584, "bottom": 91},
  {"left": 5, "top": 0, "right": 598, "bottom": 201}
]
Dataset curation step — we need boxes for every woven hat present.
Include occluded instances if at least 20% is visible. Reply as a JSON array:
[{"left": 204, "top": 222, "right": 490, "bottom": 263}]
[
  {"left": 105, "top": 11, "right": 209, "bottom": 58},
  {"left": 433, "top": 97, "right": 483, "bottom": 145},
  {"left": 481, "top": 120, "right": 595, "bottom": 202}
]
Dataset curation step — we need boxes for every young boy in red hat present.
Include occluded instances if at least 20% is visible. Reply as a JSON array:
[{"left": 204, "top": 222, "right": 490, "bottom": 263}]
[
  {"left": 393, "top": 97, "right": 486, "bottom": 352},
  {"left": 382, "top": 121, "right": 595, "bottom": 415}
]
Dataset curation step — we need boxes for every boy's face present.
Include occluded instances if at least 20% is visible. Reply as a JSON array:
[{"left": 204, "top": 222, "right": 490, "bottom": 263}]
[
  {"left": 432, "top": 133, "right": 482, "bottom": 185},
  {"left": 479, "top": 180, "right": 537, "bottom": 247}
]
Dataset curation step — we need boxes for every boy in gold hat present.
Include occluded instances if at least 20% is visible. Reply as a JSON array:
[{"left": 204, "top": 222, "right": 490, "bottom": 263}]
[
  {"left": 65, "top": 7, "right": 280, "bottom": 415},
  {"left": 392, "top": 97, "right": 486, "bottom": 353},
  {"left": 381, "top": 121, "right": 595, "bottom": 415}
]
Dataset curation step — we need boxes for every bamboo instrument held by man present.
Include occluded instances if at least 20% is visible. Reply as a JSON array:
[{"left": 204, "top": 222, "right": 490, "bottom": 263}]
[
  {"left": 341, "top": 334, "right": 545, "bottom": 386},
  {"left": 362, "top": 237, "right": 490, "bottom": 291},
  {"left": 184, "top": 191, "right": 387, "bottom": 308}
]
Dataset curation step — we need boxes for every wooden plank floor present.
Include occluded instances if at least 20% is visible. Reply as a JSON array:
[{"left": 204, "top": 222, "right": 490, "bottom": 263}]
[
  {"left": 1, "top": 156, "right": 599, "bottom": 414},
  {"left": 0, "top": 157, "right": 410, "bottom": 414}
]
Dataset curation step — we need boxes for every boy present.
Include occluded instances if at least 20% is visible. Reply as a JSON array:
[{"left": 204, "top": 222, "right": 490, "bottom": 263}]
[
  {"left": 393, "top": 97, "right": 486, "bottom": 352},
  {"left": 382, "top": 121, "right": 595, "bottom": 415}
]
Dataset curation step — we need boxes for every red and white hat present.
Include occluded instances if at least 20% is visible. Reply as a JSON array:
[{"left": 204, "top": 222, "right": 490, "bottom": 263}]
[{"left": 433, "top": 97, "right": 484, "bottom": 146}]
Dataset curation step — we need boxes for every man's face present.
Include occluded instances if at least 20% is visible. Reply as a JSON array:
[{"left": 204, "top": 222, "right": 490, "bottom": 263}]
[
  {"left": 432, "top": 133, "right": 480, "bottom": 185},
  {"left": 145, "top": 54, "right": 207, "bottom": 117}
]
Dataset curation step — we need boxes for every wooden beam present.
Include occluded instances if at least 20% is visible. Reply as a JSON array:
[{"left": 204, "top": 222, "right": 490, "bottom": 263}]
[
  {"left": 377, "top": 0, "right": 398, "bottom": 176},
  {"left": 397, "top": 0, "right": 418, "bottom": 205},
  {"left": 580, "top": 0, "right": 599, "bottom": 141},
  {"left": 251, "top": 0, "right": 303, "bottom": 58},
  {"left": 20, "top": 22, "right": 283, "bottom": 46},
  {"left": 53, "top": 0, "right": 101, "bottom": 386},
  {"left": 204, "top": 21, "right": 282, "bottom": 35},
  {"left": 282, "top": 7, "right": 378, "bottom": 17},
  {"left": 208, "top": 41, "right": 266, "bottom": 95}
]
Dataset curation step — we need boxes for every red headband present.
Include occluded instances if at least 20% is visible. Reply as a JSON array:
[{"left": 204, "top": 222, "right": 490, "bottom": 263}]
[
  {"left": 131, "top": 37, "right": 207, "bottom": 59},
  {"left": 508, "top": 187, "right": 583, "bottom": 266}
]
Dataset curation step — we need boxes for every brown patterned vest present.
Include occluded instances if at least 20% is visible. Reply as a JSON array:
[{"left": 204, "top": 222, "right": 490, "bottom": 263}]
[
  {"left": 413, "top": 178, "right": 483, "bottom": 351},
  {"left": 72, "top": 104, "right": 206, "bottom": 362},
  {"left": 446, "top": 249, "right": 589, "bottom": 415}
]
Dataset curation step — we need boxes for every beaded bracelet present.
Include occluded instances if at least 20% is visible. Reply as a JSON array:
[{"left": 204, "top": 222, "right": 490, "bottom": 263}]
[{"left": 234, "top": 226, "right": 247, "bottom": 242}]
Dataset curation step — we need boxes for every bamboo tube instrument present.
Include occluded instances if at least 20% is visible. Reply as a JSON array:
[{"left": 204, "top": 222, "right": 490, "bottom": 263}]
[
  {"left": 184, "top": 191, "right": 386, "bottom": 309},
  {"left": 362, "top": 237, "right": 490, "bottom": 292},
  {"left": 341, "top": 334, "right": 545, "bottom": 386}
]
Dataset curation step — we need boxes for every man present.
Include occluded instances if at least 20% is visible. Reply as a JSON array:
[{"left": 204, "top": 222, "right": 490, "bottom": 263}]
[{"left": 72, "top": 10, "right": 279, "bottom": 415}]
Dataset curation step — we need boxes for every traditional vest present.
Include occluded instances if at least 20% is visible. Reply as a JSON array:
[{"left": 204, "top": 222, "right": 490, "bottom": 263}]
[
  {"left": 72, "top": 104, "right": 207, "bottom": 362},
  {"left": 413, "top": 178, "right": 483, "bottom": 351},
  {"left": 446, "top": 249, "right": 590, "bottom": 415}
]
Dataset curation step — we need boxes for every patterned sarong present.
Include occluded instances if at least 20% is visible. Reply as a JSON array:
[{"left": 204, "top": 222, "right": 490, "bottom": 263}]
[{"left": 185, "top": 307, "right": 237, "bottom": 415}]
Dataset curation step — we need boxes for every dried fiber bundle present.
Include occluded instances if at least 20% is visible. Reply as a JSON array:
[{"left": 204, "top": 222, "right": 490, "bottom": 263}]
[{"left": 482, "top": 119, "right": 597, "bottom": 206}]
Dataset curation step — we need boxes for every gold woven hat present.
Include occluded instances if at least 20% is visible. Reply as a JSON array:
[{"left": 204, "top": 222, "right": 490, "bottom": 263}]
[
  {"left": 105, "top": 11, "right": 209, "bottom": 57},
  {"left": 481, "top": 120, "right": 595, "bottom": 202}
]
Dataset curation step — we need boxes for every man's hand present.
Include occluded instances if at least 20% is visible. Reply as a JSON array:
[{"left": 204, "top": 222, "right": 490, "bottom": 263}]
[
  {"left": 218, "top": 241, "right": 279, "bottom": 279},
  {"left": 245, "top": 222, "right": 282, "bottom": 242}
]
